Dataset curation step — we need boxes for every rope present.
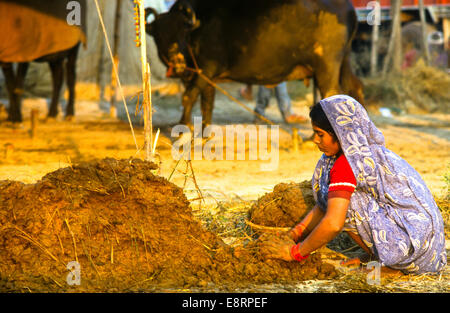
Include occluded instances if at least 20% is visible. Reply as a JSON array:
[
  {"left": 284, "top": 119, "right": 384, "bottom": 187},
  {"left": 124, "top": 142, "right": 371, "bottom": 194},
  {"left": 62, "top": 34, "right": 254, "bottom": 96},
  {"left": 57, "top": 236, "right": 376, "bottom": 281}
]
[
  {"left": 184, "top": 45, "right": 292, "bottom": 135},
  {"left": 93, "top": 0, "right": 139, "bottom": 151},
  {"left": 185, "top": 67, "right": 292, "bottom": 136}
]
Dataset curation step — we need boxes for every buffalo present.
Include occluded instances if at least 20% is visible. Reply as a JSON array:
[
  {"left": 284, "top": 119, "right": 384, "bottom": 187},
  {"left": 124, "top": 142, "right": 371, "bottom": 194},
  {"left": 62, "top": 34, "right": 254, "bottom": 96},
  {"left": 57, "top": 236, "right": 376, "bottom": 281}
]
[
  {"left": 0, "top": 0, "right": 86, "bottom": 123},
  {"left": 146, "top": 0, "right": 364, "bottom": 128}
]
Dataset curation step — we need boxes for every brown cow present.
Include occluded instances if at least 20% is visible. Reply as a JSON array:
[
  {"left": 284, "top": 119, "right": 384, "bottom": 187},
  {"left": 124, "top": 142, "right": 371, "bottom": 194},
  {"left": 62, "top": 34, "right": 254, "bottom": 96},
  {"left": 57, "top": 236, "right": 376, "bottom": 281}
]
[{"left": 0, "top": 0, "right": 86, "bottom": 123}]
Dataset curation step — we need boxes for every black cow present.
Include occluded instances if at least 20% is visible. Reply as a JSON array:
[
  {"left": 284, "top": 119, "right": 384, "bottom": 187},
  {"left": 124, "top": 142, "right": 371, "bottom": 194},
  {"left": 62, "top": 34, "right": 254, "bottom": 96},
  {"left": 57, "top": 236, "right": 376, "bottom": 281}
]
[
  {"left": 1, "top": 44, "right": 80, "bottom": 123},
  {"left": 146, "top": 0, "right": 364, "bottom": 128}
]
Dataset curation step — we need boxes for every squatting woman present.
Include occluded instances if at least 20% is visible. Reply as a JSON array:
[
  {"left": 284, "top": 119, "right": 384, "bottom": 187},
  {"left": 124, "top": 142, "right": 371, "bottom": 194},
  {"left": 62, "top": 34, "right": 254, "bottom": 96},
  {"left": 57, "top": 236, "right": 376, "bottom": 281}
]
[{"left": 261, "top": 95, "right": 447, "bottom": 274}]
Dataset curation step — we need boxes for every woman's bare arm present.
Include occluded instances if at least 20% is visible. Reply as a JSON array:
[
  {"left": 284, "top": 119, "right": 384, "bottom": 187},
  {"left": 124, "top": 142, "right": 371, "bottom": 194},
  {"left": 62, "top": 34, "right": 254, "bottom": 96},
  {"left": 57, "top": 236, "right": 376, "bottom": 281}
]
[{"left": 296, "top": 197, "right": 350, "bottom": 256}]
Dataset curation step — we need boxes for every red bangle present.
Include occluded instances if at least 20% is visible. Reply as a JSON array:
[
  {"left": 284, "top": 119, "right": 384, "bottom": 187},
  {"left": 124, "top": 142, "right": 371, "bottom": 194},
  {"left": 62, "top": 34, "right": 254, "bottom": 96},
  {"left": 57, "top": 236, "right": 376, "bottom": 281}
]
[
  {"left": 290, "top": 243, "right": 309, "bottom": 262},
  {"left": 291, "top": 223, "right": 306, "bottom": 241}
]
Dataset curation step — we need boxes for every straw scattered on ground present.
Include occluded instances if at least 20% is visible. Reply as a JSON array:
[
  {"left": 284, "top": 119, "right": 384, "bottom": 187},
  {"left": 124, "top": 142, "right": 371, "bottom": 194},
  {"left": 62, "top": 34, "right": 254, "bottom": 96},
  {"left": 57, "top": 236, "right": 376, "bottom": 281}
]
[{"left": 363, "top": 60, "right": 450, "bottom": 114}]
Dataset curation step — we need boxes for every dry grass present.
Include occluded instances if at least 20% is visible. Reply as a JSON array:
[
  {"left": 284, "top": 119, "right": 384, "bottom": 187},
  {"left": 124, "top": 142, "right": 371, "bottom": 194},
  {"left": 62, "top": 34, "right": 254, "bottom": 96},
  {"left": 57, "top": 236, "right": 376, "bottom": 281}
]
[
  {"left": 436, "top": 165, "right": 450, "bottom": 239},
  {"left": 192, "top": 199, "right": 256, "bottom": 247},
  {"left": 437, "top": 197, "right": 450, "bottom": 239},
  {"left": 330, "top": 267, "right": 449, "bottom": 293},
  {"left": 191, "top": 190, "right": 450, "bottom": 293},
  {"left": 363, "top": 59, "right": 450, "bottom": 113}
]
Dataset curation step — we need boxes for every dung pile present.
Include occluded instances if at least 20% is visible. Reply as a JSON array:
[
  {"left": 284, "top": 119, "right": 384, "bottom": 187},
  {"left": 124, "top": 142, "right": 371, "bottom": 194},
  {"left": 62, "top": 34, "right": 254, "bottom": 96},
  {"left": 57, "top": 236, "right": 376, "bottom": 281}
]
[
  {"left": 0, "top": 159, "right": 336, "bottom": 292},
  {"left": 248, "top": 181, "right": 315, "bottom": 228},
  {"left": 246, "top": 181, "right": 363, "bottom": 265}
]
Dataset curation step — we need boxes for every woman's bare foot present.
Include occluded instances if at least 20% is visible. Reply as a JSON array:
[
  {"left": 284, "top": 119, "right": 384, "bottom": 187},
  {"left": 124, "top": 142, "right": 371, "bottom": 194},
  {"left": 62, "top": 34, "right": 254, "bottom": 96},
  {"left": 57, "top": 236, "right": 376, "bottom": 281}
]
[
  {"left": 340, "top": 255, "right": 404, "bottom": 278},
  {"left": 340, "top": 252, "right": 373, "bottom": 267},
  {"left": 340, "top": 257, "right": 362, "bottom": 267},
  {"left": 379, "top": 266, "right": 404, "bottom": 277}
]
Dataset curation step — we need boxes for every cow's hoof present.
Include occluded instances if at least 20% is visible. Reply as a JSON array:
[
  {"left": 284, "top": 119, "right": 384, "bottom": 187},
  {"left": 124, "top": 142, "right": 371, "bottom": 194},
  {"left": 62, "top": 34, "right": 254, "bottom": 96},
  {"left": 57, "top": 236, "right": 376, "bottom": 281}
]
[
  {"left": 4, "top": 121, "right": 24, "bottom": 129},
  {"left": 65, "top": 115, "right": 75, "bottom": 122},
  {"left": 44, "top": 116, "right": 57, "bottom": 123},
  {"left": 253, "top": 115, "right": 270, "bottom": 125},
  {"left": 6, "top": 114, "right": 23, "bottom": 124}
]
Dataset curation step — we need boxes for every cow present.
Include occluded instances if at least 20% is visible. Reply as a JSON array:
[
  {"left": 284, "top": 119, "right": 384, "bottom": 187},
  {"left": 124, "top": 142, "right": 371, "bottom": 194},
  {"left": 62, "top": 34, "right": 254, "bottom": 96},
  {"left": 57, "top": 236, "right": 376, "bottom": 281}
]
[
  {"left": 146, "top": 0, "right": 364, "bottom": 129},
  {"left": 1, "top": 44, "right": 80, "bottom": 123},
  {"left": 0, "top": 0, "right": 86, "bottom": 123}
]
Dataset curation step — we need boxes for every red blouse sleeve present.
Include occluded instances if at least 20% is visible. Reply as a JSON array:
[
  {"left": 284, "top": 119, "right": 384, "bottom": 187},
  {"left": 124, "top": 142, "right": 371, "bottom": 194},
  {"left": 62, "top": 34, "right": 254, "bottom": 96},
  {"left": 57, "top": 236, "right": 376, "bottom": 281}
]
[{"left": 328, "top": 154, "right": 357, "bottom": 200}]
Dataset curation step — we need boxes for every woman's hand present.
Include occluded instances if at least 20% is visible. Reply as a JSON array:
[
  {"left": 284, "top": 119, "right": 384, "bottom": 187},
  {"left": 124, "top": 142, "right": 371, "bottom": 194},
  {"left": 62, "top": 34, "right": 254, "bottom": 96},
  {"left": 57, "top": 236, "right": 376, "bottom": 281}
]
[{"left": 258, "top": 233, "right": 296, "bottom": 262}]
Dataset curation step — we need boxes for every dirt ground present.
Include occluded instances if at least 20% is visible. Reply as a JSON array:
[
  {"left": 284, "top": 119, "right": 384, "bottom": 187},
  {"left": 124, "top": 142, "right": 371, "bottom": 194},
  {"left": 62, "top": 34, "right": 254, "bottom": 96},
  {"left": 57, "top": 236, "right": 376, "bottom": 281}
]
[{"left": 0, "top": 81, "right": 449, "bottom": 292}]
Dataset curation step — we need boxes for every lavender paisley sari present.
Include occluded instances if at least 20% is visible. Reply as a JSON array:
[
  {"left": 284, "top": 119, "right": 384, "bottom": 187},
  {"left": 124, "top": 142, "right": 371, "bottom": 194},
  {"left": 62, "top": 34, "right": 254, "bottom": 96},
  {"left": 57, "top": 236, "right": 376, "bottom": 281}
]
[{"left": 311, "top": 95, "right": 446, "bottom": 274}]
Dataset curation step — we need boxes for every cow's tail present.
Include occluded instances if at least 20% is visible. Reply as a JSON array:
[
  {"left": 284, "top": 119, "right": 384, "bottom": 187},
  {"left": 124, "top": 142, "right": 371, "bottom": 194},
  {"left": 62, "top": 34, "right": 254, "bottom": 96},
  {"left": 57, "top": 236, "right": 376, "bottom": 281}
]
[{"left": 340, "top": 4, "right": 365, "bottom": 105}]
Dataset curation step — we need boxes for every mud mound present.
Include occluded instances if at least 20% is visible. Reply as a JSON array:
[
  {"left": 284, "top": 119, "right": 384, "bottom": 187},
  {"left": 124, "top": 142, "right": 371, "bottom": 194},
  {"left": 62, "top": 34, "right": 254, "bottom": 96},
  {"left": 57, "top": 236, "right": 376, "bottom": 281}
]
[
  {"left": 0, "top": 160, "right": 336, "bottom": 292},
  {"left": 248, "top": 181, "right": 315, "bottom": 228}
]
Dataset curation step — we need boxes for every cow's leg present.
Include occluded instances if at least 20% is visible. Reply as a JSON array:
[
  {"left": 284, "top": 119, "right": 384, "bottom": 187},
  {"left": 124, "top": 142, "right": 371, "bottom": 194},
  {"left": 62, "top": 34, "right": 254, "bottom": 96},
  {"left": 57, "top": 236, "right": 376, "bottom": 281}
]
[
  {"left": 340, "top": 52, "right": 365, "bottom": 105},
  {"left": 16, "top": 62, "right": 29, "bottom": 90},
  {"left": 15, "top": 63, "right": 29, "bottom": 122},
  {"left": 200, "top": 83, "right": 215, "bottom": 129},
  {"left": 180, "top": 89, "right": 197, "bottom": 127},
  {"left": 47, "top": 59, "right": 64, "bottom": 118},
  {"left": 312, "top": 77, "right": 322, "bottom": 105},
  {"left": 314, "top": 58, "right": 342, "bottom": 100},
  {"left": 180, "top": 63, "right": 217, "bottom": 127},
  {"left": 65, "top": 44, "right": 79, "bottom": 118},
  {"left": 1, "top": 64, "right": 20, "bottom": 122},
  {"left": 180, "top": 79, "right": 204, "bottom": 127},
  {"left": 2, "top": 62, "right": 28, "bottom": 123}
]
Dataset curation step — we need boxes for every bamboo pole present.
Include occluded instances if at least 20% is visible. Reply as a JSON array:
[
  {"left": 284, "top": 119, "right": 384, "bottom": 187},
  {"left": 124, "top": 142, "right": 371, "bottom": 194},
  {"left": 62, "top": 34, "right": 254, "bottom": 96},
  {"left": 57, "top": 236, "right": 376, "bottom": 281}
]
[
  {"left": 370, "top": 0, "right": 380, "bottom": 77},
  {"left": 110, "top": 0, "right": 122, "bottom": 118},
  {"left": 392, "top": 0, "right": 403, "bottom": 73},
  {"left": 136, "top": 0, "right": 153, "bottom": 161},
  {"left": 96, "top": 0, "right": 106, "bottom": 102},
  {"left": 419, "top": 0, "right": 431, "bottom": 65},
  {"left": 382, "top": 0, "right": 403, "bottom": 76}
]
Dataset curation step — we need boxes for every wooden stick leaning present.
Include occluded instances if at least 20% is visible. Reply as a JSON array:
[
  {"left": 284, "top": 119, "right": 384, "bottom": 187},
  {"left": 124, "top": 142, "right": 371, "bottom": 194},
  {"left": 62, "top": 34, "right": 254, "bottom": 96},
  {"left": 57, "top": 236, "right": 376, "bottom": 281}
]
[{"left": 244, "top": 219, "right": 290, "bottom": 232}]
